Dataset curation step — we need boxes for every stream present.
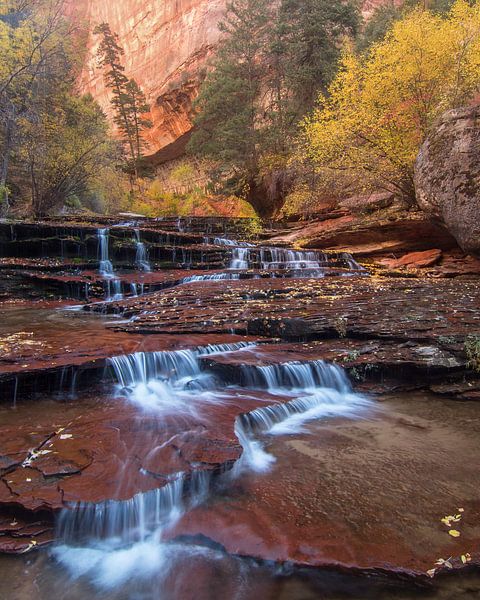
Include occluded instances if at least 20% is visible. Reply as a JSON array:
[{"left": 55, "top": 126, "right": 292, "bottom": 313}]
[{"left": 0, "top": 218, "right": 478, "bottom": 600}]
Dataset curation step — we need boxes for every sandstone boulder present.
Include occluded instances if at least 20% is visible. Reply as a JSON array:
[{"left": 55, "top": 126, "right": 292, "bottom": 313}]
[
  {"left": 339, "top": 191, "right": 395, "bottom": 215},
  {"left": 381, "top": 249, "right": 442, "bottom": 269},
  {"left": 415, "top": 105, "right": 480, "bottom": 253}
]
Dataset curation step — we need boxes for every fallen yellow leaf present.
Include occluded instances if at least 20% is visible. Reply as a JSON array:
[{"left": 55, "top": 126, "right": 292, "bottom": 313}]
[{"left": 448, "top": 530, "right": 461, "bottom": 537}]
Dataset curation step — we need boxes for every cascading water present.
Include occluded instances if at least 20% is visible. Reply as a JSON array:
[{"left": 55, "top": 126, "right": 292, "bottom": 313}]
[
  {"left": 54, "top": 343, "right": 370, "bottom": 587},
  {"left": 53, "top": 471, "right": 213, "bottom": 590},
  {"left": 233, "top": 359, "right": 370, "bottom": 472},
  {"left": 97, "top": 228, "right": 123, "bottom": 301},
  {"left": 206, "top": 235, "right": 366, "bottom": 276},
  {"left": 108, "top": 342, "right": 255, "bottom": 413},
  {"left": 56, "top": 471, "right": 211, "bottom": 545},
  {"left": 48, "top": 223, "right": 372, "bottom": 594},
  {"left": 97, "top": 228, "right": 114, "bottom": 277},
  {"left": 240, "top": 359, "right": 350, "bottom": 391},
  {"left": 230, "top": 246, "right": 251, "bottom": 269},
  {"left": 134, "top": 228, "right": 151, "bottom": 272},
  {"left": 180, "top": 272, "right": 242, "bottom": 284},
  {"left": 260, "top": 248, "right": 329, "bottom": 270}
]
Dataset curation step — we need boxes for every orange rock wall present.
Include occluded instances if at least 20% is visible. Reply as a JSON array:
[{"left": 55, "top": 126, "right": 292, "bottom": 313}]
[{"left": 74, "top": 0, "right": 226, "bottom": 162}]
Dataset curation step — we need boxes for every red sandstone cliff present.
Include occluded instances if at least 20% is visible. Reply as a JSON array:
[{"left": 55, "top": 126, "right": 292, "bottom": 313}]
[{"left": 73, "top": 0, "right": 226, "bottom": 163}]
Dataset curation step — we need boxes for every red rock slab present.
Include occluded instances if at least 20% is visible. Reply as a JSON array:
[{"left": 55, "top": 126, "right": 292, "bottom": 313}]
[
  {"left": 0, "top": 530, "right": 53, "bottom": 554},
  {"left": 381, "top": 249, "right": 443, "bottom": 269},
  {"left": 265, "top": 211, "right": 457, "bottom": 256},
  {"left": 201, "top": 339, "right": 465, "bottom": 373},
  {"left": 0, "top": 388, "right": 289, "bottom": 522},
  {"left": 0, "top": 258, "right": 95, "bottom": 271},
  {"left": 169, "top": 393, "right": 480, "bottom": 576},
  {"left": 0, "top": 302, "right": 257, "bottom": 377},
  {"left": 106, "top": 278, "right": 480, "bottom": 350}
]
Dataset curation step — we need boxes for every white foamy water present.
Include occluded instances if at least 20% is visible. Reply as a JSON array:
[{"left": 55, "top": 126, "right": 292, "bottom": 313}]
[
  {"left": 53, "top": 537, "right": 221, "bottom": 591},
  {"left": 108, "top": 342, "right": 255, "bottom": 414},
  {"left": 97, "top": 228, "right": 123, "bottom": 301}
]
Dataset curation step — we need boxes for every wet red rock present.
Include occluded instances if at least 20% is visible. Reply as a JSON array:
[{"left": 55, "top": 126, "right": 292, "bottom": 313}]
[
  {"left": 170, "top": 393, "right": 480, "bottom": 576},
  {"left": 0, "top": 303, "right": 256, "bottom": 379},
  {"left": 382, "top": 249, "right": 443, "bottom": 269},
  {"left": 101, "top": 277, "right": 480, "bottom": 348},
  {"left": 1, "top": 215, "right": 480, "bottom": 587},
  {"left": 0, "top": 389, "right": 290, "bottom": 550}
]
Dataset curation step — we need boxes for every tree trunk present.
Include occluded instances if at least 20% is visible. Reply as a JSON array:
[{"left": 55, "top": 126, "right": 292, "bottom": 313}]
[{"left": 0, "top": 117, "right": 13, "bottom": 217}]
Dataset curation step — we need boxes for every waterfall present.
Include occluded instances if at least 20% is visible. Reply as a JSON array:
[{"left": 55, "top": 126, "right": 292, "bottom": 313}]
[
  {"left": 53, "top": 471, "right": 213, "bottom": 590},
  {"left": 212, "top": 237, "right": 255, "bottom": 248},
  {"left": 216, "top": 236, "right": 365, "bottom": 275},
  {"left": 240, "top": 359, "right": 350, "bottom": 392},
  {"left": 109, "top": 342, "right": 254, "bottom": 388},
  {"left": 97, "top": 228, "right": 123, "bottom": 301},
  {"left": 180, "top": 272, "right": 241, "bottom": 284},
  {"left": 52, "top": 341, "right": 371, "bottom": 589},
  {"left": 56, "top": 471, "right": 212, "bottom": 545},
  {"left": 260, "top": 248, "right": 328, "bottom": 270},
  {"left": 233, "top": 359, "right": 370, "bottom": 471},
  {"left": 97, "top": 228, "right": 114, "bottom": 278},
  {"left": 108, "top": 342, "right": 256, "bottom": 413},
  {"left": 230, "top": 247, "right": 250, "bottom": 269},
  {"left": 134, "top": 229, "right": 151, "bottom": 272}
]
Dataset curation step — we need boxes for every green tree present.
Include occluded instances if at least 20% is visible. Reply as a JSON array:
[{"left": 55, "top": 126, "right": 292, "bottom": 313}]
[
  {"left": 0, "top": 0, "right": 67, "bottom": 214},
  {"left": 94, "top": 23, "right": 152, "bottom": 180},
  {"left": 303, "top": 1, "right": 480, "bottom": 199},
  {"left": 357, "top": 0, "right": 458, "bottom": 52},
  {"left": 279, "top": 0, "right": 359, "bottom": 113},
  {"left": 189, "top": 0, "right": 271, "bottom": 214},
  {"left": 124, "top": 78, "right": 152, "bottom": 162},
  {"left": 189, "top": 0, "right": 359, "bottom": 216},
  {"left": 23, "top": 93, "right": 116, "bottom": 217},
  {"left": 0, "top": 1, "right": 118, "bottom": 217}
]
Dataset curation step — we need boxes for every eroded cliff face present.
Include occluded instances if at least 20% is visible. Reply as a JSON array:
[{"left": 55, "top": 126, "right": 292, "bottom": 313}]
[{"left": 74, "top": 0, "right": 227, "bottom": 162}]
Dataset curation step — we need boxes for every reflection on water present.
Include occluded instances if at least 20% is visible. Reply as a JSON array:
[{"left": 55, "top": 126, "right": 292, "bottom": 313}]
[{"left": 1, "top": 549, "right": 480, "bottom": 600}]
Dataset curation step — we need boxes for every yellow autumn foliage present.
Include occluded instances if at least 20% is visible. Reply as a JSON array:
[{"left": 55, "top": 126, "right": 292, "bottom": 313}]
[{"left": 303, "top": 0, "right": 480, "bottom": 199}]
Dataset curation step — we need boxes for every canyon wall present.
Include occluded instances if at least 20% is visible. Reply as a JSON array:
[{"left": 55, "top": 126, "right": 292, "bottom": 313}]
[
  {"left": 74, "top": 0, "right": 227, "bottom": 163},
  {"left": 74, "top": 0, "right": 388, "bottom": 164}
]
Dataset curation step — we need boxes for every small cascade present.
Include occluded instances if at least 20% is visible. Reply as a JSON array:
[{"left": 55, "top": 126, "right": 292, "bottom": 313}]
[
  {"left": 108, "top": 342, "right": 255, "bottom": 413},
  {"left": 180, "top": 272, "right": 241, "bottom": 284},
  {"left": 97, "top": 228, "right": 123, "bottom": 301},
  {"left": 233, "top": 359, "right": 370, "bottom": 471},
  {"left": 260, "top": 248, "right": 329, "bottom": 270},
  {"left": 205, "top": 234, "right": 365, "bottom": 275},
  {"left": 53, "top": 471, "right": 213, "bottom": 590},
  {"left": 129, "top": 282, "right": 145, "bottom": 297},
  {"left": 230, "top": 247, "right": 250, "bottom": 269},
  {"left": 211, "top": 237, "right": 254, "bottom": 248},
  {"left": 52, "top": 340, "right": 371, "bottom": 590},
  {"left": 134, "top": 229, "right": 151, "bottom": 272},
  {"left": 240, "top": 359, "right": 350, "bottom": 392},
  {"left": 56, "top": 470, "right": 211, "bottom": 545}
]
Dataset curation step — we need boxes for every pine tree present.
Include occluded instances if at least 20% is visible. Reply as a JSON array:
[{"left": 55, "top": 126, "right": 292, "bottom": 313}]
[
  {"left": 279, "top": 0, "right": 360, "bottom": 113},
  {"left": 124, "top": 79, "right": 152, "bottom": 162},
  {"left": 94, "top": 23, "right": 152, "bottom": 180},
  {"left": 188, "top": 0, "right": 272, "bottom": 214},
  {"left": 189, "top": 0, "right": 360, "bottom": 216}
]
